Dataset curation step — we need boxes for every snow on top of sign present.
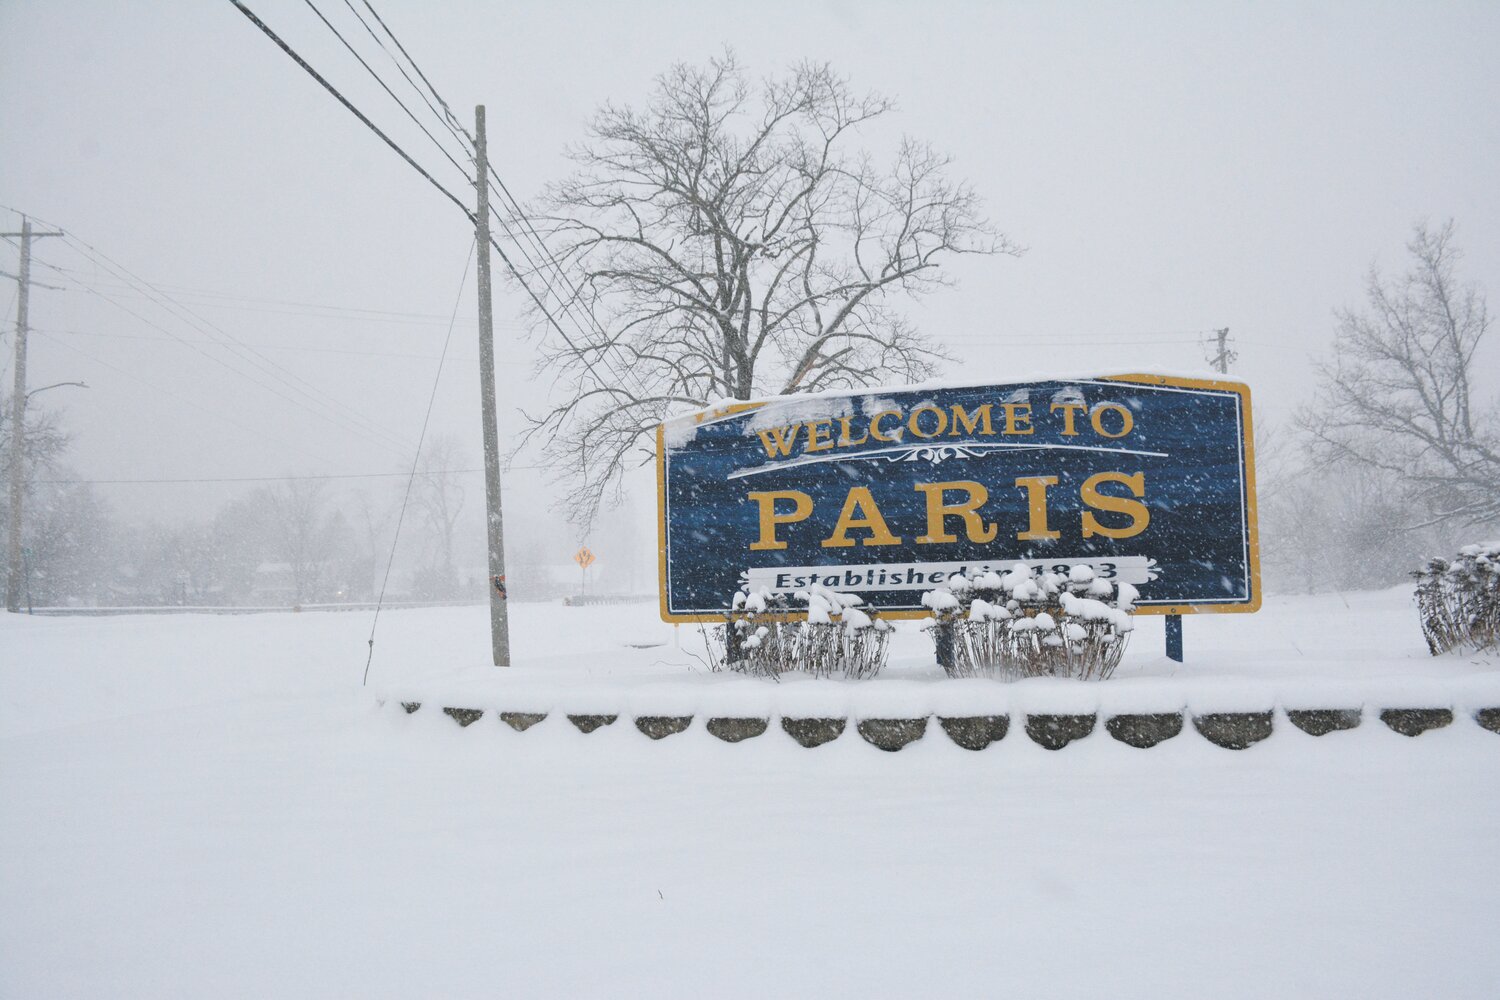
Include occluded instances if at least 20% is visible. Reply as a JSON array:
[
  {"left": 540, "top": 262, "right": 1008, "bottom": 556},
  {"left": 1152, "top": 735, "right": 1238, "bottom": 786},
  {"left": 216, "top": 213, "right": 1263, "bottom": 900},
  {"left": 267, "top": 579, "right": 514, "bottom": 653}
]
[
  {"left": 661, "top": 416, "right": 701, "bottom": 450},
  {"left": 740, "top": 394, "right": 855, "bottom": 433},
  {"left": 1050, "top": 384, "right": 1087, "bottom": 407},
  {"left": 659, "top": 367, "right": 1246, "bottom": 448}
]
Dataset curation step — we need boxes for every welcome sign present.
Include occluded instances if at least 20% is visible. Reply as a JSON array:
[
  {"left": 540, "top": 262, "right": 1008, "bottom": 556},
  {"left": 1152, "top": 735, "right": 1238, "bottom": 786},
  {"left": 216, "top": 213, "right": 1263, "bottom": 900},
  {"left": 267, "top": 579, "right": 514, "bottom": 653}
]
[{"left": 656, "top": 373, "right": 1259, "bottom": 621}]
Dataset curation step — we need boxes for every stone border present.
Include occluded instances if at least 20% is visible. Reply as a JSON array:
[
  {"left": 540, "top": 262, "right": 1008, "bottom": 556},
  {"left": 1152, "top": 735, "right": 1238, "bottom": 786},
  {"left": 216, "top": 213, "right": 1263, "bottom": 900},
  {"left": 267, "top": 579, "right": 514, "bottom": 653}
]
[
  {"left": 1286, "top": 709, "right": 1361, "bottom": 736},
  {"left": 857, "top": 717, "right": 928, "bottom": 751},
  {"left": 636, "top": 715, "right": 693, "bottom": 740},
  {"left": 568, "top": 714, "right": 617, "bottom": 733},
  {"left": 938, "top": 715, "right": 1009, "bottom": 751},
  {"left": 782, "top": 717, "right": 845, "bottom": 747},
  {"left": 1105, "top": 713, "right": 1182, "bottom": 748},
  {"left": 390, "top": 702, "right": 1500, "bottom": 751},
  {"left": 1025, "top": 714, "right": 1095, "bottom": 750},
  {"left": 705, "top": 717, "right": 768, "bottom": 742},
  {"left": 1379, "top": 708, "right": 1452, "bottom": 737},
  {"left": 1193, "top": 712, "right": 1274, "bottom": 750}
]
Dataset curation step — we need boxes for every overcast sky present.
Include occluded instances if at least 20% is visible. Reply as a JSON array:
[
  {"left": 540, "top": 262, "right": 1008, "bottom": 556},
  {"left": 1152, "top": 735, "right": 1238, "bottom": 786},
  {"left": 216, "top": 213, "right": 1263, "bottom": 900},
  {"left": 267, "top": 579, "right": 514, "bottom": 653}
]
[{"left": 2, "top": 0, "right": 1497, "bottom": 571}]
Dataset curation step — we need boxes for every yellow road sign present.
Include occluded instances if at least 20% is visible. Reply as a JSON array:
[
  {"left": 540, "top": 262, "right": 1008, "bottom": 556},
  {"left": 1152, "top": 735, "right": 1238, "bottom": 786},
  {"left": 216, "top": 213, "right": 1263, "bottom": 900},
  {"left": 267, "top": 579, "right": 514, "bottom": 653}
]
[{"left": 574, "top": 547, "right": 597, "bottom": 570}]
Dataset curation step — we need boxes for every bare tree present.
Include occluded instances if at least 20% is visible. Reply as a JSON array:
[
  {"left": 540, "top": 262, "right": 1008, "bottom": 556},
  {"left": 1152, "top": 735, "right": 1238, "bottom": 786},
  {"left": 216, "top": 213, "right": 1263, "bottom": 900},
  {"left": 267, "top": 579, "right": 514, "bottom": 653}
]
[
  {"left": 1260, "top": 455, "right": 1449, "bottom": 593},
  {"left": 1302, "top": 221, "right": 1497, "bottom": 526},
  {"left": 349, "top": 487, "right": 396, "bottom": 601},
  {"left": 519, "top": 52, "right": 1018, "bottom": 519},
  {"left": 411, "top": 435, "right": 467, "bottom": 598},
  {"left": 261, "top": 479, "right": 349, "bottom": 605},
  {"left": 0, "top": 397, "right": 71, "bottom": 524}
]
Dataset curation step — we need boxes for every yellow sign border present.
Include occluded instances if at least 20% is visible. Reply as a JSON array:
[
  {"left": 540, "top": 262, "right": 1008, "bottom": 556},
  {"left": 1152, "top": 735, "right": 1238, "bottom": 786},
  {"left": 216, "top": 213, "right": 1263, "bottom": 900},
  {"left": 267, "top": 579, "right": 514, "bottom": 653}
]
[{"left": 656, "top": 374, "right": 1259, "bottom": 623}]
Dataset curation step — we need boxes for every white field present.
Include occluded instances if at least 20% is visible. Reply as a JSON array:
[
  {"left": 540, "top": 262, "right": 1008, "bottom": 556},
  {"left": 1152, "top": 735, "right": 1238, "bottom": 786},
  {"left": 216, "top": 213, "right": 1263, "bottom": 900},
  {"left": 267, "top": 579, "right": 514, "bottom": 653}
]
[{"left": 2, "top": 588, "right": 1498, "bottom": 998}]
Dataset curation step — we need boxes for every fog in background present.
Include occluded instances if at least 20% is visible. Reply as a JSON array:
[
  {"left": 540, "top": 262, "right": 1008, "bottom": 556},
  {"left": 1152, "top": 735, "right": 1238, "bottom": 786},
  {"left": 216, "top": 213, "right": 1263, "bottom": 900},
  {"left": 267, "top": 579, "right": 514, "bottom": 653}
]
[{"left": 2, "top": 0, "right": 1497, "bottom": 603}]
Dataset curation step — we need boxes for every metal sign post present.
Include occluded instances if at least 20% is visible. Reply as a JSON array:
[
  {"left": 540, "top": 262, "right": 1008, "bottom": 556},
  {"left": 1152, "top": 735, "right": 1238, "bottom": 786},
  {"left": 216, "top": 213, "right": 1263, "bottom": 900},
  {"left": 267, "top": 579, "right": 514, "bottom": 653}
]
[
  {"left": 574, "top": 546, "right": 597, "bottom": 599},
  {"left": 1165, "top": 614, "right": 1184, "bottom": 662}
]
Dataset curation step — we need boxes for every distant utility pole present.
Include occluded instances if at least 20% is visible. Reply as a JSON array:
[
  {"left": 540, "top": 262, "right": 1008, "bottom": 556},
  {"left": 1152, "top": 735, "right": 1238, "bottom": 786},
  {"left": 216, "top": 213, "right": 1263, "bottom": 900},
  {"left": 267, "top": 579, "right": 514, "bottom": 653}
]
[
  {"left": 3, "top": 217, "right": 64, "bottom": 614},
  {"left": 473, "top": 106, "right": 510, "bottom": 666},
  {"left": 1210, "top": 327, "right": 1235, "bottom": 374}
]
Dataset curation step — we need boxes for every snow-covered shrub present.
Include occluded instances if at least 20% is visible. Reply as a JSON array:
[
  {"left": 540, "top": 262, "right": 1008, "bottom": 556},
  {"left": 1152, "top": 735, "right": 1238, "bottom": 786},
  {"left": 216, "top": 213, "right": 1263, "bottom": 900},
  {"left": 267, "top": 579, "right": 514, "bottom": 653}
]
[
  {"left": 1414, "top": 543, "right": 1500, "bottom": 655},
  {"left": 712, "top": 584, "right": 891, "bottom": 679},
  {"left": 718, "top": 587, "right": 802, "bottom": 677},
  {"left": 922, "top": 564, "right": 1136, "bottom": 681},
  {"left": 790, "top": 585, "right": 893, "bottom": 680}
]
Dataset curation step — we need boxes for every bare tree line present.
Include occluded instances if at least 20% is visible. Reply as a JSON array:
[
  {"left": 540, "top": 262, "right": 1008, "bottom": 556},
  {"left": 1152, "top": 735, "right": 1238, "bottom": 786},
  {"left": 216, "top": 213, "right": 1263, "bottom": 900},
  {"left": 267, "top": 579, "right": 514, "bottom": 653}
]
[{"left": 0, "top": 429, "right": 509, "bottom": 607}]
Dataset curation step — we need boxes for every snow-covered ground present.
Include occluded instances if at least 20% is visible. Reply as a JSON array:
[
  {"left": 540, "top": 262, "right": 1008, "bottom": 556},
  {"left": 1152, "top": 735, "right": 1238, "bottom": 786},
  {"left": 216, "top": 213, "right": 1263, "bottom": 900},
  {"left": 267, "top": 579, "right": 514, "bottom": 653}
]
[{"left": 2, "top": 589, "right": 1498, "bottom": 998}]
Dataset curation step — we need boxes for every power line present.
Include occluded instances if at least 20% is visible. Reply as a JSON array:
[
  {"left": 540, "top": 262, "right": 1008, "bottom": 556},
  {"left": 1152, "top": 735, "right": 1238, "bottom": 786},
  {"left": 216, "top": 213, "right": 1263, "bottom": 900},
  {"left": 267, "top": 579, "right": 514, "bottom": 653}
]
[
  {"left": 26, "top": 253, "right": 539, "bottom": 333},
  {"left": 27, "top": 258, "right": 483, "bottom": 323},
  {"left": 39, "top": 466, "right": 545, "bottom": 486},
  {"left": 28, "top": 259, "right": 1214, "bottom": 351},
  {"left": 483, "top": 168, "right": 615, "bottom": 349},
  {"left": 224, "top": 4, "right": 642, "bottom": 408},
  {"left": 483, "top": 192, "right": 631, "bottom": 386},
  {"left": 313, "top": 5, "right": 635, "bottom": 396},
  {"left": 51, "top": 230, "right": 422, "bottom": 453},
  {"left": 39, "top": 469, "right": 487, "bottom": 485},
  {"left": 33, "top": 327, "right": 532, "bottom": 365},
  {"left": 225, "top": 1, "right": 625, "bottom": 400},
  {"left": 479, "top": 229, "right": 631, "bottom": 399},
  {"left": 298, "top": 0, "right": 472, "bottom": 185},
  {"left": 339, "top": 0, "right": 475, "bottom": 155},
  {"left": 57, "top": 256, "right": 419, "bottom": 455},
  {"left": 0, "top": 284, "right": 16, "bottom": 385},
  {"left": 356, "top": 0, "right": 473, "bottom": 145},
  {"left": 31, "top": 330, "right": 343, "bottom": 467},
  {"left": 14, "top": 234, "right": 424, "bottom": 459},
  {"left": 945, "top": 337, "right": 1210, "bottom": 347},
  {"left": 225, "top": 0, "right": 473, "bottom": 220},
  {"left": 482, "top": 204, "right": 632, "bottom": 386}
]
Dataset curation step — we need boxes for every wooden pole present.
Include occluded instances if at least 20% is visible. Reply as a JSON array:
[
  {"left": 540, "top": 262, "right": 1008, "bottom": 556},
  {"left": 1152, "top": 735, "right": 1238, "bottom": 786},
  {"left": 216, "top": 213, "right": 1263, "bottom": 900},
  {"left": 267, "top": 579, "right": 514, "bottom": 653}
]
[{"left": 473, "top": 107, "right": 510, "bottom": 665}]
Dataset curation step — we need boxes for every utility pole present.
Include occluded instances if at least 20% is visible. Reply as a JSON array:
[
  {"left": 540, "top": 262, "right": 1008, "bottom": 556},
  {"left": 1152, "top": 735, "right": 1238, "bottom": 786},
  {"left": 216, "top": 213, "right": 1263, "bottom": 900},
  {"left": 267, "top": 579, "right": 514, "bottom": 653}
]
[
  {"left": 473, "top": 106, "right": 510, "bottom": 666},
  {"left": 1210, "top": 327, "right": 1235, "bottom": 375},
  {"left": 3, "top": 217, "right": 63, "bottom": 614}
]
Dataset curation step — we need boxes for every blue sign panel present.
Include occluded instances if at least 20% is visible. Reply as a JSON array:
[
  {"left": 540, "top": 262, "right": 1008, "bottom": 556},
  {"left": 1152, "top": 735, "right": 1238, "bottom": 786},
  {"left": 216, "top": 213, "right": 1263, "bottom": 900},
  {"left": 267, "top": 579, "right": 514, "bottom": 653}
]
[{"left": 656, "top": 374, "right": 1259, "bottom": 621}]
